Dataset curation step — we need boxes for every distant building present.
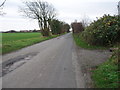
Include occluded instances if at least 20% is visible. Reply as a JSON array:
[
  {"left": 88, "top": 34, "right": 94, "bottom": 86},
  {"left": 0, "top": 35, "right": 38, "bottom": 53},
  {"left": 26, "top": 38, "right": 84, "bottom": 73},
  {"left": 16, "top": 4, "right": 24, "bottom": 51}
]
[
  {"left": 71, "top": 22, "right": 84, "bottom": 33},
  {"left": 118, "top": 1, "right": 120, "bottom": 15}
]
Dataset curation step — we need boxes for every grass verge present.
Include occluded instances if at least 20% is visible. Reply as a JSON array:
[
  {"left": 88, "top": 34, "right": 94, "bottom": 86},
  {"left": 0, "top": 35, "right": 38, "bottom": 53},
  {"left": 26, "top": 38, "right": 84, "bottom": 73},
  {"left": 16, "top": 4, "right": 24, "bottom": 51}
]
[
  {"left": 73, "top": 33, "right": 119, "bottom": 88},
  {"left": 73, "top": 33, "right": 108, "bottom": 50},
  {"left": 1, "top": 33, "right": 62, "bottom": 54},
  {"left": 92, "top": 52, "right": 119, "bottom": 88}
]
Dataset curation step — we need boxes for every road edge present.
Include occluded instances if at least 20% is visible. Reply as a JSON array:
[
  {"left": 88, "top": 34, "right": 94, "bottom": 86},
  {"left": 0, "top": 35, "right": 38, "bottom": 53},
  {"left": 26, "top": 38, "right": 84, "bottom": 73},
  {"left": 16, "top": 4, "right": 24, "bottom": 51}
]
[{"left": 72, "top": 42, "right": 86, "bottom": 88}]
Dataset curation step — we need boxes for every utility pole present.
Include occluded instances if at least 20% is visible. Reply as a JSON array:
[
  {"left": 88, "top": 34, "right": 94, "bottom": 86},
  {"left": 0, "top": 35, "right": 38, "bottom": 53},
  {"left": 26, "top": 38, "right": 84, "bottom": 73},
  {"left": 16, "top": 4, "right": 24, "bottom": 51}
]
[{"left": 118, "top": 1, "right": 120, "bottom": 15}]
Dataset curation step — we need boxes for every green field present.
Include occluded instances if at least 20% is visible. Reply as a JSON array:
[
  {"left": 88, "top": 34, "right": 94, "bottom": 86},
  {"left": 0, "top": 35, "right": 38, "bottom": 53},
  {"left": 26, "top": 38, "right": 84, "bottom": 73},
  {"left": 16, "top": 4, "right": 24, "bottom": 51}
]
[
  {"left": 1, "top": 32, "right": 59, "bottom": 54},
  {"left": 2, "top": 33, "right": 41, "bottom": 43}
]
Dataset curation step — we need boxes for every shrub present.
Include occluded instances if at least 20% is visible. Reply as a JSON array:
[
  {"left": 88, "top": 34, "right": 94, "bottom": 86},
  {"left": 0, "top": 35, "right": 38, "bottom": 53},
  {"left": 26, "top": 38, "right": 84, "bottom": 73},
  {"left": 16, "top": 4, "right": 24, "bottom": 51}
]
[
  {"left": 82, "top": 14, "right": 120, "bottom": 46},
  {"left": 50, "top": 19, "right": 70, "bottom": 34},
  {"left": 50, "top": 19, "right": 62, "bottom": 35}
]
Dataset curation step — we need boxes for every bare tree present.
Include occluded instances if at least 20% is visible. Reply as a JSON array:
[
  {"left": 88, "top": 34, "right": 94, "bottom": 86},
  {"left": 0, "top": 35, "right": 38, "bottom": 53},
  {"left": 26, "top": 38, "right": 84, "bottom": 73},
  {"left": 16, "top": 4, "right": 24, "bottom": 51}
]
[
  {"left": 81, "top": 15, "right": 91, "bottom": 28},
  {"left": 0, "top": 0, "right": 6, "bottom": 7},
  {"left": 20, "top": 0, "right": 56, "bottom": 36},
  {"left": 0, "top": 0, "right": 6, "bottom": 15}
]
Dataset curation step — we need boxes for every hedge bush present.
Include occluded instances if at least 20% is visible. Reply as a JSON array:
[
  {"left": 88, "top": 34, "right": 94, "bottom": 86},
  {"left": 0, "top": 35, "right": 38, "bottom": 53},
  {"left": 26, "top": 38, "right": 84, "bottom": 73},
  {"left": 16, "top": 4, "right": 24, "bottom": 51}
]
[{"left": 81, "top": 14, "right": 120, "bottom": 46}]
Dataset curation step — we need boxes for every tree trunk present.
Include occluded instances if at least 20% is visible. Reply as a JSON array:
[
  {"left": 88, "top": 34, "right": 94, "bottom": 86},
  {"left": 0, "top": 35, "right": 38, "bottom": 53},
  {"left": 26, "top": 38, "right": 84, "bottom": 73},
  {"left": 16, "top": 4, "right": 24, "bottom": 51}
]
[{"left": 41, "top": 28, "right": 50, "bottom": 36}]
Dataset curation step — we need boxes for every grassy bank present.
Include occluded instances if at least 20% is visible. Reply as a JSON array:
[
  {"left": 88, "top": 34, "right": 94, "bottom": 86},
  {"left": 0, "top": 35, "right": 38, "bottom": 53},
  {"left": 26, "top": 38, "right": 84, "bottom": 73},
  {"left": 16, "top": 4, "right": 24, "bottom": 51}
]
[
  {"left": 73, "top": 33, "right": 119, "bottom": 88},
  {"left": 73, "top": 33, "right": 108, "bottom": 50},
  {"left": 1, "top": 32, "right": 60, "bottom": 54},
  {"left": 92, "top": 49, "right": 119, "bottom": 88}
]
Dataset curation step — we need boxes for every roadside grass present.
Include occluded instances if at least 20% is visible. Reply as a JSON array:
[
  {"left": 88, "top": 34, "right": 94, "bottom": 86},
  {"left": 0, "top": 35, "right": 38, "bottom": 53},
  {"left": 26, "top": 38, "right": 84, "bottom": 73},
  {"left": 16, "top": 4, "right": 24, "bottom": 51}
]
[
  {"left": 92, "top": 44, "right": 120, "bottom": 88},
  {"left": 73, "top": 33, "right": 108, "bottom": 50},
  {"left": 73, "top": 33, "right": 119, "bottom": 88},
  {"left": 1, "top": 33, "right": 60, "bottom": 54},
  {"left": 92, "top": 55, "right": 119, "bottom": 88}
]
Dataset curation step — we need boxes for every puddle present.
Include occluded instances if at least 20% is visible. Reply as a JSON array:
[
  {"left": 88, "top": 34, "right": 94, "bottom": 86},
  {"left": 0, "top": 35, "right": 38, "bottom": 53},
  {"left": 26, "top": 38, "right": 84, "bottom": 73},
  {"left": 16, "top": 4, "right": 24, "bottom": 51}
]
[{"left": 1, "top": 52, "right": 38, "bottom": 77}]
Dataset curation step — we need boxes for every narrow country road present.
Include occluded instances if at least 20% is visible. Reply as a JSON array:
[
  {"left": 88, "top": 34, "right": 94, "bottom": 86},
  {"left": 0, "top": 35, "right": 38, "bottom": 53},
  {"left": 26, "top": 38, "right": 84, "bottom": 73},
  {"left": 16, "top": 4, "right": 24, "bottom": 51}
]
[{"left": 2, "top": 33, "right": 85, "bottom": 88}]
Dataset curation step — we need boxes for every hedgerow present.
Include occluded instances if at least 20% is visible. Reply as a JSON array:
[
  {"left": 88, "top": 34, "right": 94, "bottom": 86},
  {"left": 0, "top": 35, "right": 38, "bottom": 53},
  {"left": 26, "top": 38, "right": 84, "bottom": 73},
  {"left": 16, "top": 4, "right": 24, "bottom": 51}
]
[{"left": 81, "top": 14, "right": 120, "bottom": 46}]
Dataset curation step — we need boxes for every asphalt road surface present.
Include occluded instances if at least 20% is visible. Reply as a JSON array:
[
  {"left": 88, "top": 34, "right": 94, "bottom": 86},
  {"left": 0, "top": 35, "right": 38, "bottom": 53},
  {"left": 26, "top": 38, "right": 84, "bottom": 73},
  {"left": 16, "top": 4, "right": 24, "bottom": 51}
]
[{"left": 2, "top": 33, "right": 85, "bottom": 88}]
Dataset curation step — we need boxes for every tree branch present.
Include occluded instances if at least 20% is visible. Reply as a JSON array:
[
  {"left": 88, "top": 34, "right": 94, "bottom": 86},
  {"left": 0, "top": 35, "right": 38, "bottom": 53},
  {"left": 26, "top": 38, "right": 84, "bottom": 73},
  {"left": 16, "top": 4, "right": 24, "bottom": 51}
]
[{"left": 0, "top": 0, "right": 6, "bottom": 7}]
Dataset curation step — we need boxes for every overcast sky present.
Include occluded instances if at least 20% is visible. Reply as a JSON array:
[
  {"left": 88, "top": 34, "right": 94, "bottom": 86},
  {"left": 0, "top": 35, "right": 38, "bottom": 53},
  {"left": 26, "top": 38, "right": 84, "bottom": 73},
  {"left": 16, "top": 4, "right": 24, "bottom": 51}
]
[{"left": 0, "top": 0, "right": 119, "bottom": 31}]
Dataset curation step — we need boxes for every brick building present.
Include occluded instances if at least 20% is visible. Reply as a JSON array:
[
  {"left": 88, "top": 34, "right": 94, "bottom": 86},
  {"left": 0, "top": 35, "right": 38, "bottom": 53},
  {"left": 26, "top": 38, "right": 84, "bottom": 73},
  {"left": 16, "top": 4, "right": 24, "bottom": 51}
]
[{"left": 71, "top": 22, "right": 84, "bottom": 33}]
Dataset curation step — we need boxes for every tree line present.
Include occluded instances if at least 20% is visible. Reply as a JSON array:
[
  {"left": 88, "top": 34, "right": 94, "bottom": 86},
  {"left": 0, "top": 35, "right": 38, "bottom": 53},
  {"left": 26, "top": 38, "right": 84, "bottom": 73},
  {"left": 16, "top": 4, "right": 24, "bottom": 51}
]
[{"left": 20, "top": 0, "right": 70, "bottom": 36}]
